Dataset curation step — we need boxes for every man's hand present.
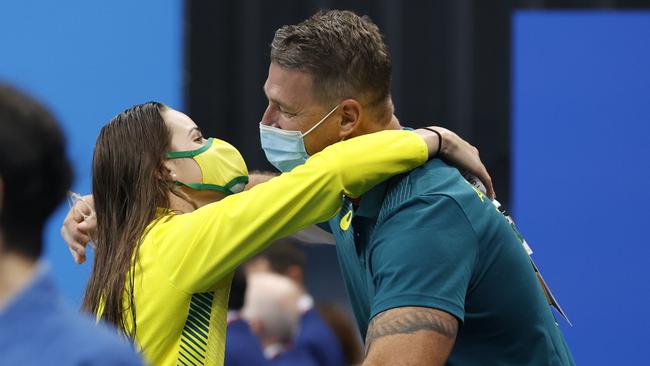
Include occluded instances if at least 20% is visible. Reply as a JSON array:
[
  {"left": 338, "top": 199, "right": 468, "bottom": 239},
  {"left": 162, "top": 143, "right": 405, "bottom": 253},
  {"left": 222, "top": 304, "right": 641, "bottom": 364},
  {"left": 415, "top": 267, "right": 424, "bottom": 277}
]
[
  {"left": 363, "top": 306, "right": 458, "bottom": 366},
  {"left": 61, "top": 194, "right": 96, "bottom": 264}
]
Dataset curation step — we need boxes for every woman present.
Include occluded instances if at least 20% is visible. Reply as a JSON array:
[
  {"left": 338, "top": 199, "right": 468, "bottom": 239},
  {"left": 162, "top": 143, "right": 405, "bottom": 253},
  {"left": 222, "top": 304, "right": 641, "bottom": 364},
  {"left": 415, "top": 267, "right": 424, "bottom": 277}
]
[{"left": 72, "top": 101, "right": 487, "bottom": 365}]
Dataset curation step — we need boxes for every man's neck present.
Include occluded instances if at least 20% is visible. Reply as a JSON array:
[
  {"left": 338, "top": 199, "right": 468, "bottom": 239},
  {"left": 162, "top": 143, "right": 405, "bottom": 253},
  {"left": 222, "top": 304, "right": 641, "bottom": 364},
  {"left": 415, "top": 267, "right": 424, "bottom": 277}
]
[
  {"left": 0, "top": 251, "right": 38, "bottom": 311},
  {"left": 364, "top": 98, "right": 401, "bottom": 133},
  {"left": 385, "top": 114, "right": 402, "bottom": 130},
  {"left": 352, "top": 113, "right": 402, "bottom": 138}
]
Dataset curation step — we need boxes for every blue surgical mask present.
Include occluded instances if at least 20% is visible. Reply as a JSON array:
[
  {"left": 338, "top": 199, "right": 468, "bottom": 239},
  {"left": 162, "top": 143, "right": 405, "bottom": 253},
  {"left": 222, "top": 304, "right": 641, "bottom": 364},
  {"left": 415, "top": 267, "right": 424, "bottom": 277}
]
[{"left": 260, "top": 104, "right": 339, "bottom": 172}]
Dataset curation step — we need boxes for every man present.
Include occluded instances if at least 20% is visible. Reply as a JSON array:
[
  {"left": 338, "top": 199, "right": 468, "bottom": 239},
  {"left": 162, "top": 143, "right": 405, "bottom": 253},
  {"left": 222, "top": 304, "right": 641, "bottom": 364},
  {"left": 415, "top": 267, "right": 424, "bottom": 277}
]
[
  {"left": 243, "top": 273, "right": 316, "bottom": 366},
  {"left": 0, "top": 84, "right": 142, "bottom": 365},
  {"left": 246, "top": 239, "right": 347, "bottom": 366},
  {"left": 224, "top": 268, "right": 269, "bottom": 366},
  {"left": 257, "top": 10, "right": 575, "bottom": 365}
]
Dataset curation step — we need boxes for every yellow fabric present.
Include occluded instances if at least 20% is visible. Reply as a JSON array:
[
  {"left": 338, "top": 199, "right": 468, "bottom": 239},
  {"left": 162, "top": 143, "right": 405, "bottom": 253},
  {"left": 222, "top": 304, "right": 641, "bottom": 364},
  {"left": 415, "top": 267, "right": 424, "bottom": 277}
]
[
  {"left": 193, "top": 138, "right": 248, "bottom": 192},
  {"left": 125, "top": 130, "right": 428, "bottom": 365}
]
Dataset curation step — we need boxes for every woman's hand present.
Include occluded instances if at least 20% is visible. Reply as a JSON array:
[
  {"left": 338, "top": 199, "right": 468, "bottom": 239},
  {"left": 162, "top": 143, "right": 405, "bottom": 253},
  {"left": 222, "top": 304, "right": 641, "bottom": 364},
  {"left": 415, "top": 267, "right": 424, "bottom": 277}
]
[
  {"left": 414, "top": 127, "right": 495, "bottom": 199},
  {"left": 60, "top": 194, "right": 96, "bottom": 264}
]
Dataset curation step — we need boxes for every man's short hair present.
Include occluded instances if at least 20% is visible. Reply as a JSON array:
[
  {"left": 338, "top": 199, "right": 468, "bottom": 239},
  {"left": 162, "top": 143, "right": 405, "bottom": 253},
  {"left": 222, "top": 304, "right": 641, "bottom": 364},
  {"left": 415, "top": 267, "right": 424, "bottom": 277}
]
[
  {"left": 271, "top": 10, "right": 392, "bottom": 106},
  {"left": 0, "top": 83, "right": 72, "bottom": 259}
]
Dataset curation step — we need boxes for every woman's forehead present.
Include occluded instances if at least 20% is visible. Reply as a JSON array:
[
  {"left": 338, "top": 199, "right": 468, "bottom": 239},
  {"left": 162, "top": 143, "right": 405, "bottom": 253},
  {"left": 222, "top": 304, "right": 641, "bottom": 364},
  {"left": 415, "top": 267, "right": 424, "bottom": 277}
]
[{"left": 162, "top": 108, "right": 198, "bottom": 132}]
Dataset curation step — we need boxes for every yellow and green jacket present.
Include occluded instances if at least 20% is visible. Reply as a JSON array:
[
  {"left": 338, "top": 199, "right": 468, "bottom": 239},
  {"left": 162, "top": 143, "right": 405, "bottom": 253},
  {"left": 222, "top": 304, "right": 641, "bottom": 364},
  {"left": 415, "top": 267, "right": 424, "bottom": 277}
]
[{"left": 122, "top": 130, "right": 428, "bottom": 365}]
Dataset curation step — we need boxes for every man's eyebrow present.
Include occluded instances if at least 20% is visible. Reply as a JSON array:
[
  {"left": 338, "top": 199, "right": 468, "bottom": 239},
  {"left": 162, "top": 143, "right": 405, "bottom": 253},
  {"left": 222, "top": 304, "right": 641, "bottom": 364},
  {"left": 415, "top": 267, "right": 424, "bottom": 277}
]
[{"left": 263, "top": 85, "right": 292, "bottom": 110}]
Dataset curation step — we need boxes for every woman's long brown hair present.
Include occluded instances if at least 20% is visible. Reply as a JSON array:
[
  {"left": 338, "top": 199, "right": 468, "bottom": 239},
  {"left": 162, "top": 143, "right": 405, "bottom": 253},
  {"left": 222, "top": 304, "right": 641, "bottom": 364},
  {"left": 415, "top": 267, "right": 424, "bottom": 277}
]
[{"left": 82, "top": 102, "right": 172, "bottom": 338}]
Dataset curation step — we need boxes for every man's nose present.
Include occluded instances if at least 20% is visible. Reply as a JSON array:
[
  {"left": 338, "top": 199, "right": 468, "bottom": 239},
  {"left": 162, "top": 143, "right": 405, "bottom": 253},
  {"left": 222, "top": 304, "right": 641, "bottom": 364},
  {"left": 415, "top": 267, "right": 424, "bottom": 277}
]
[{"left": 260, "top": 105, "right": 276, "bottom": 126}]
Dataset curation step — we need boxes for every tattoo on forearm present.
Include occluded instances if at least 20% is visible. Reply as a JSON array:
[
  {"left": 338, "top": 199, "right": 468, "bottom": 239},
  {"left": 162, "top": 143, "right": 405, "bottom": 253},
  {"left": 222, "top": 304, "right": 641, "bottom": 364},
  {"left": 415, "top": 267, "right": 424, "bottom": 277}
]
[{"left": 365, "top": 308, "right": 458, "bottom": 355}]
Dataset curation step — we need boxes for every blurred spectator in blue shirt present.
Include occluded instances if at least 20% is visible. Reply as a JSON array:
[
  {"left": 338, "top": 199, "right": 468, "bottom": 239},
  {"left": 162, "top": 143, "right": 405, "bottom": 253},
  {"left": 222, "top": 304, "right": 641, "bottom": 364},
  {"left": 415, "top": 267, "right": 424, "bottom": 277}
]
[
  {"left": 0, "top": 83, "right": 143, "bottom": 366},
  {"left": 246, "top": 240, "right": 347, "bottom": 366},
  {"left": 243, "top": 272, "right": 317, "bottom": 366}
]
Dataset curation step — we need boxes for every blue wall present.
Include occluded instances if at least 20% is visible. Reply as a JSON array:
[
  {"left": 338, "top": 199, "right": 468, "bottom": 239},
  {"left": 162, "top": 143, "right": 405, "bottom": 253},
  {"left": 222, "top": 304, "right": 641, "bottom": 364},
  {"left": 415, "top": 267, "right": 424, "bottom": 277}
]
[
  {"left": 512, "top": 12, "right": 650, "bottom": 364},
  {"left": 0, "top": 0, "right": 183, "bottom": 304}
]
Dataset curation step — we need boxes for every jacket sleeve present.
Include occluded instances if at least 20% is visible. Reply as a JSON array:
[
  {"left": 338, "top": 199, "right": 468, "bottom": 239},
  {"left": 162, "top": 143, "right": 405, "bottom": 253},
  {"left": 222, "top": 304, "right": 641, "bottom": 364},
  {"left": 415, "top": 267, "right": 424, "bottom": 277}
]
[{"left": 153, "top": 130, "right": 428, "bottom": 292}]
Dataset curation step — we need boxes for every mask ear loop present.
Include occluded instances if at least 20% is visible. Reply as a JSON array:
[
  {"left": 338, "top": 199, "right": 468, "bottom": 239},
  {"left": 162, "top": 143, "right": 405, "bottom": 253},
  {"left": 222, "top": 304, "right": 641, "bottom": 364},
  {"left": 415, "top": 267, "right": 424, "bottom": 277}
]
[
  {"left": 165, "top": 138, "right": 211, "bottom": 190},
  {"left": 302, "top": 104, "right": 340, "bottom": 137}
]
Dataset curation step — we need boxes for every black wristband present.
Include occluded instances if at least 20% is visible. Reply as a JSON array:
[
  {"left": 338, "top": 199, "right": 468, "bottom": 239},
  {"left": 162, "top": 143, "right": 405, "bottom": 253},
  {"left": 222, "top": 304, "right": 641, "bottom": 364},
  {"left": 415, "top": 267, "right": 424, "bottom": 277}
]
[{"left": 422, "top": 127, "right": 442, "bottom": 157}]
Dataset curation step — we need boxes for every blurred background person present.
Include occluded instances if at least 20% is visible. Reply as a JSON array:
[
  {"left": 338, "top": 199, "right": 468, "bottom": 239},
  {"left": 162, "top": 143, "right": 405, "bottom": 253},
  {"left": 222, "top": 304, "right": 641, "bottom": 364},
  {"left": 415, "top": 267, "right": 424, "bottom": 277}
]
[
  {"left": 0, "top": 83, "right": 142, "bottom": 365},
  {"left": 225, "top": 267, "right": 268, "bottom": 366},
  {"left": 246, "top": 239, "right": 348, "bottom": 366},
  {"left": 243, "top": 272, "right": 316, "bottom": 366}
]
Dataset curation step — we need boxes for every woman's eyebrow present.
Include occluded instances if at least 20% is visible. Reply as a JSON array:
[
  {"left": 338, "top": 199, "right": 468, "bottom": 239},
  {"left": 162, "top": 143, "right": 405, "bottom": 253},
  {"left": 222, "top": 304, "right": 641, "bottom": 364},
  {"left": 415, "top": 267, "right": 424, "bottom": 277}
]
[{"left": 187, "top": 127, "right": 201, "bottom": 137}]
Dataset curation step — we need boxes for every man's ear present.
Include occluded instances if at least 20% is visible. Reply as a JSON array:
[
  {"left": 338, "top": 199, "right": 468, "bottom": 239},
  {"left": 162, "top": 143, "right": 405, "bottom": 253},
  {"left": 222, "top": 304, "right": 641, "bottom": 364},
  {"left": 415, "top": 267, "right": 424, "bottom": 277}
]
[{"left": 337, "top": 99, "right": 362, "bottom": 140}]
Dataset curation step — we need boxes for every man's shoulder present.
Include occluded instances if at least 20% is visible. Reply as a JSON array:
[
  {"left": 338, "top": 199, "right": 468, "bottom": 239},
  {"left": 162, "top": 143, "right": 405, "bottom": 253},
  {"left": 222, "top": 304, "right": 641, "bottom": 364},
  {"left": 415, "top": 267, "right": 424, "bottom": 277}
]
[
  {"left": 4, "top": 290, "right": 142, "bottom": 365},
  {"left": 404, "top": 158, "right": 465, "bottom": 192},
  {"left": 55, "top": 307, "right": 143, "bottom": 364},
  {"left": 378, "top": 159, "right": 470, "bottom": 220},
  {"left": 227, "top": 318, "right": 258, "bottom": 342}
]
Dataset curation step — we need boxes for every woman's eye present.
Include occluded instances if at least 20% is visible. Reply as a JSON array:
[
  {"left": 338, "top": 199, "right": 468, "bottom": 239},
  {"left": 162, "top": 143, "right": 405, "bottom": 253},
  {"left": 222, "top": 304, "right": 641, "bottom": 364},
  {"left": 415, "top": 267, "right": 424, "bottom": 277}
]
[{"left": 194, "top": 136, "right": 204, "bottom": 143}]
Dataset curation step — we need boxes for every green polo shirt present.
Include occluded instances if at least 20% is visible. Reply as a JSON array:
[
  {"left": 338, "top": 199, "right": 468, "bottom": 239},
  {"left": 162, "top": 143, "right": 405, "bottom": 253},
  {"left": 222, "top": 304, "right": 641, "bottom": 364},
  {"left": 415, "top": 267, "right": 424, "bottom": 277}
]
[{"left": 328, "top": 159, "right": 575, "bottom": 365}]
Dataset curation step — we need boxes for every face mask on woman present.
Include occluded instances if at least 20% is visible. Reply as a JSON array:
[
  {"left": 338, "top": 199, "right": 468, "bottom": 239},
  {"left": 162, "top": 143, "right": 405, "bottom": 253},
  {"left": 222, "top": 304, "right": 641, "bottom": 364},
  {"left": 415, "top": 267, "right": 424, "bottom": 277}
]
[{"left": 166, "top": 137, "right": 249, "bottom": 195}]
